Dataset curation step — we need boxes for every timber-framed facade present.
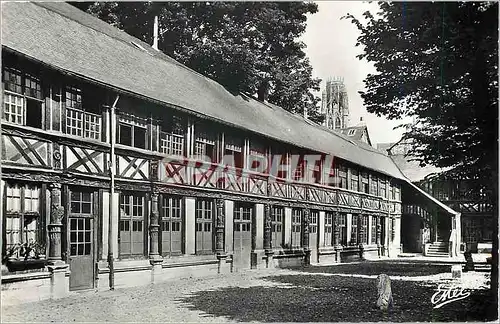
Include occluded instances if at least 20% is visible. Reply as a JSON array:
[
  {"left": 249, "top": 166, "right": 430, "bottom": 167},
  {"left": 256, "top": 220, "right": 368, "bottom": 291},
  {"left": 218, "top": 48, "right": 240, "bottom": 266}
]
[{"left": 1, "top": 2, "right": 440, "bottom": 301}]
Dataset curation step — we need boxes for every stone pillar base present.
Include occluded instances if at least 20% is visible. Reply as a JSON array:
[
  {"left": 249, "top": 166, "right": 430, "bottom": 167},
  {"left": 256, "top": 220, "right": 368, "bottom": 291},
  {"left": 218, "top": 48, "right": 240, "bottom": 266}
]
[
  {"left": 47, "top": 262, "right": 70, "bottom": 300},
  {"left": 149, "top": 256, "right": 163, "bottom": 284},
  {"left": 359, "top": 244, "right": 365, "bottom": 260},
  {"left": 304, "top": 249, "right": 311, "bottom": 266},
  {"left": 217, "top": 254, "right": 230, "bottom": 274},
  {"left": 265, "top": 251, "right": 274, "bottom": 269},
  {"left": 335, "top": 246, "right": 342, "bottom": 263}
]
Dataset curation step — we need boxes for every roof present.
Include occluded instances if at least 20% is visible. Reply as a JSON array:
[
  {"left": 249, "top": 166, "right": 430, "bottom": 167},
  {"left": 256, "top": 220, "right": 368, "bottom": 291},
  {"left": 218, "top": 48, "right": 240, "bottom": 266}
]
[
  {"left": 379, "top": 141, "right": 448, "bottom": 182},
  {"left": 1, "top": 2, "right": 405, "bottom": 180},
  {"left": 339, "top": 125, "right": 372, "bottom": 146}
]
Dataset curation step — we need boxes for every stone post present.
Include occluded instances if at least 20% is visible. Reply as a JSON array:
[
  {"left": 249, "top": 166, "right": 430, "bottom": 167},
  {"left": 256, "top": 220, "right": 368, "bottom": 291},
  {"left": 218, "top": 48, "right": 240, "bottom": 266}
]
[
  {"left": 302, "top": 208, "right": 311, "bottom": 266},
  {"left": 149, "top": 192, "right": 163, "bottom": 282},
  {"left": 333, "top": 212, "right": 342, "bottom": 262},
  {"left": 263, "top": 204, "right": 274, "bottom": 268},
  {"left": 215, "top": 198, "right": 228, "bottom": 273},
  {"left": 47, "top": 183, "right": 69, "bottom": 299}
]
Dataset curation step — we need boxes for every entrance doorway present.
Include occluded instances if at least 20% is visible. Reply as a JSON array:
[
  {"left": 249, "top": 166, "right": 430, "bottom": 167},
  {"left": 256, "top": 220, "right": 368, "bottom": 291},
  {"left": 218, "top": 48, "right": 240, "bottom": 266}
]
[
  {"left": 67, "top": 189, "right": 95, "bottom": 291},
  {"left": 309, "top": 211, "right": 319, "bottom": 263},
  {"left": 233, "top": 203, "right": 252, "bottom": 270}
]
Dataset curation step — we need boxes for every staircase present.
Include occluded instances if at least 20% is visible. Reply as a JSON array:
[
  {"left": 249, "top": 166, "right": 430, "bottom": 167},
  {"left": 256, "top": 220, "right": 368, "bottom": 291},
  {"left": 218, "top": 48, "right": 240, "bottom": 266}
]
[{"left": 427, "top": 241, "right": 449, "bottom": 257}]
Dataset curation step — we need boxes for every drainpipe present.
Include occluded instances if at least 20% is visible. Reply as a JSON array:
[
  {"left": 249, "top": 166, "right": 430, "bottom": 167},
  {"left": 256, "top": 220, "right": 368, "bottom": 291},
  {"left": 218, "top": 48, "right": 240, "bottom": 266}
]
[{"left": 108, "top": 95, "right": 120, "bottom": 290}]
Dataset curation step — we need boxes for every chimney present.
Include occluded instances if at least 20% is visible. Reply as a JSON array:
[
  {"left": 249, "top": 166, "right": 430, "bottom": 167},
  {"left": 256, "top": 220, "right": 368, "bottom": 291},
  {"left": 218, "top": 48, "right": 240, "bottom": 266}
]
[
  {"left": 152, "top": 15, "right": 159, "bottom": 50},
  {"left": 360, "top": 117, "right": 363, "bottom": 122},
  {"left": 257, "top": 80, "right": 269, "bottom": 102}
]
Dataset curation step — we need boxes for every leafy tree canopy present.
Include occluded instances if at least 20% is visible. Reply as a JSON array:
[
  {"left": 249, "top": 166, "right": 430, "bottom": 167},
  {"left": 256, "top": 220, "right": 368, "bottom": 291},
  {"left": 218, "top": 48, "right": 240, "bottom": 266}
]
[
  {"left": 71, "top": 1, "right": 324, "bottom": 123},
  {"left": 344, "top": 2, "right": 498, "bottom": 188}
]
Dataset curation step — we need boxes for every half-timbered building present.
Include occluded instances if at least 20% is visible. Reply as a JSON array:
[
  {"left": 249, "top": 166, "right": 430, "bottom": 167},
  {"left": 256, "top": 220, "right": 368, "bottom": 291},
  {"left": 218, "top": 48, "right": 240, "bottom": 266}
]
[{"left": 1, "top": 2, "right": 458, "bottom": 302}]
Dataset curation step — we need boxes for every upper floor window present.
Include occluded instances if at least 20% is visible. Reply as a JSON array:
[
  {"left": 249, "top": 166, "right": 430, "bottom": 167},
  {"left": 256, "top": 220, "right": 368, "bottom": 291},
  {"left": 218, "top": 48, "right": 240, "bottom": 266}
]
[
  {"left": 249, "top": 140, "right": 267, "bottom": 173},
  {"left": 2, "top": 67, "right": 43, "bottom": 128},
  {"left": 380, "top": 179, "right": 387, "bottom": 198},
  {"left": 370, "top": 175, "right": 378, "bottom": 196},
  {"left": 195, "top": 124, "right": 217, "bottom": 162},
  {"left": 118, "top": 113, "right": 147, "bottom": 149},
  {"left": 160, "top": 115, "right": 185, "bottom": 157},
  {"left": 361, "top": 172, "right": 369, "bottom": 193},
  {"left": 350, "top": 169, "right": 359, "bottom": 191},
  {"left": 65, "top": 86, "right": 102, "bottom": 140},
  {"left": 337, "top": 165, "right": 347, "bottom": 189},
  {"left": 224, "top": 135, "right": 243, "bottom": 169}
]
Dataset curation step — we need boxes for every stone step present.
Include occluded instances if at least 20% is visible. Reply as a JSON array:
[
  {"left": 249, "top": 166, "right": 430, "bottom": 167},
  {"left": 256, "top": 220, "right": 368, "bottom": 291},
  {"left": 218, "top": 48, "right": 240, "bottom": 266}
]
[{"left": 427, "top": 252, "right": 450, "bottom": 257}]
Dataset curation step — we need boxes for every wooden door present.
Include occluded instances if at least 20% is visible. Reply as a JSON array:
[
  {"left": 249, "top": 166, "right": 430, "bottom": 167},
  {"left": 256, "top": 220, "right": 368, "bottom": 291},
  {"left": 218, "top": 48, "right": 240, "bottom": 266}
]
[
  {"left": 68, "top": 189, "right": 95, "bottom": 291},
  {"left": 233, "top": 204, "right": 252, "bottom": 270},
  {"left": 309, "top": 211, "right": 319, "bottom": 263}
]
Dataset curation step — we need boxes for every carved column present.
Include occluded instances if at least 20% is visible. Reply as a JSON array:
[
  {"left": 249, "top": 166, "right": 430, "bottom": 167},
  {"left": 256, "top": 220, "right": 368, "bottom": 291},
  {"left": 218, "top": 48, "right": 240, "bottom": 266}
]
[
  {"left": 358, "top": 214, "right": 365, "bottom": 260},
  {"left": 149, "top": 192, "right": 162, "bottom": 265},
  {"left": 376, "top": 216, "right": 382, "bottom": 257},
  {"left": 48, "top": 183, "right": 64, "bottom": 265},
  {"left": 351, "top": 214, "right": 358, "bottom": 245},
  {"left": 263, "top": 204, "right": 274, "bottom": 267},
  {"left": 302, "top": 208, "right": 311, "bottom": 265},
  {"left": 47, "top": 183, "right": 69, "bottom": 299},
  {"left": 333, "top": 212, "right": 342, "bottom": 262},
  {"left": 215, "top": 198, "right": 228, "bottom": 273}
]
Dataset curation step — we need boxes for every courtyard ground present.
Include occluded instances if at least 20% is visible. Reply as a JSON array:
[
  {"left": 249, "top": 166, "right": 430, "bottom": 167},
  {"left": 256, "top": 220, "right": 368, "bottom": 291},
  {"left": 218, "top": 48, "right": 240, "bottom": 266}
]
[{"left": 1, "top": 260, "right": 497, "bottom": 323}]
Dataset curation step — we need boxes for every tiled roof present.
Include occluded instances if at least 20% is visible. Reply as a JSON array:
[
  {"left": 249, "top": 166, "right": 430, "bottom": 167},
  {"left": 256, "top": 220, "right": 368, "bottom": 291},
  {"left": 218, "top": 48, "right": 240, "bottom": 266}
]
[{"left": 1, "top": 2, "right": 405, "bottom": 179}]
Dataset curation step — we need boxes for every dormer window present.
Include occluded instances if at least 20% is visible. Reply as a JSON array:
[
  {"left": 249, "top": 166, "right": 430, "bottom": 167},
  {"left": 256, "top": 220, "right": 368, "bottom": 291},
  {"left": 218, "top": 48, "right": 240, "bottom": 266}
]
[
  {"left": 224, "top": 134, "right": 243, "bottom": 169},
  {"left": 195, "top": 125, "right": 217, "bottom": 162},
  {"left": 2, "top": 66, "right": 43, "bottom": 128},
  {"left": 160, "top": 115, "right": 185, "bottom": 156},
  {"left": 348, "top": 129, "right": 356, "bottom": 136}
]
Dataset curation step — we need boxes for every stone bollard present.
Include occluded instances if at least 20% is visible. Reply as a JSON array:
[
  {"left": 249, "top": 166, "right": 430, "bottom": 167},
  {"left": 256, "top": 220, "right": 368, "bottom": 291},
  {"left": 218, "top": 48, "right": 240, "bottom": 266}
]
[
  {"left": 451, "top": 265, "right": 462, "bottom": 279},
  {"left": 376, "top": 274, "right": 393, "bottom": 311},
  {"left": 463, "top": 251, "right": 474, "bottom": 272}
]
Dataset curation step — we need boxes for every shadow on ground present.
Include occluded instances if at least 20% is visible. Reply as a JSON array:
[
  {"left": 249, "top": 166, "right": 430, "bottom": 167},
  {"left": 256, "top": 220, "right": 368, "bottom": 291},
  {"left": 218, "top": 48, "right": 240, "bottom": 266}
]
[
  {"left": 179, "top": 269, "right": 497, "bottom": 322},
  {"left": 283, "top": 260, "right": 452, "bottom": 277}
]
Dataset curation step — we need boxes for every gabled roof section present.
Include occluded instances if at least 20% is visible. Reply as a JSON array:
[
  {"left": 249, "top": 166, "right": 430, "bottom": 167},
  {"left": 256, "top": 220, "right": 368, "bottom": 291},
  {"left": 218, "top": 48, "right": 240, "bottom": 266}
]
[
  {"left": 1, "top": 2, "right": 405, "bottom": 180},
  {"left": 339, "top": 125, "right": 372, "bottom": 146}
]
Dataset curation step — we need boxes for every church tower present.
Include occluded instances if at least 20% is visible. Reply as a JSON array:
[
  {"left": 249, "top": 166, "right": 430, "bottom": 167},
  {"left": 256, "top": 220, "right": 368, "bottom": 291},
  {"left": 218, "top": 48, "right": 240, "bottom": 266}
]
[{"left": 319, "top": 77, "right": 350, "bottom": 130}]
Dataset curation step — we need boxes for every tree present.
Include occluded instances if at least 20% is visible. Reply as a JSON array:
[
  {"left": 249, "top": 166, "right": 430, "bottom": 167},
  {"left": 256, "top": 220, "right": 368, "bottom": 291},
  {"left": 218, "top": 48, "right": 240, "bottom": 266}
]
[
  {"left": 345, "top": 1, "right": 498, "bottom": 311},
  {"left": 70, "top": 1, "right": 323, "bottom": 123}
]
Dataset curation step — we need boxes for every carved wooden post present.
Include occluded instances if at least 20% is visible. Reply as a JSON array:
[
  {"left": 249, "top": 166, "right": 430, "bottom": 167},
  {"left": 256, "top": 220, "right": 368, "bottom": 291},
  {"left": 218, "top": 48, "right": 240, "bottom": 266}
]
[
  {"left": 351, "top": 214, "right": 358, "bottom": 245},
  {"left": 376, "top": 216, "right": 382, "bottom": 257},
  {"left": 264, "top": 203, "right": 274, "bottom": 267},
  {"left": 334, "top": 211, "right": 342, "bottom": 262},
  {"left": 302, "top": 208, "right": 311, "bottom": 265},
  {"left": 48, "top": 183, "right": 64, "bottom": 265},
  {"left": 215, "top": 198, "right": 228, "bottom": 273},
  {"left": 149, "top": 192, "right": 162, "bottom": 263},
  {"left": 358, "top": 214, "right": 365, "bottom": 259},
  {"left": 47, "top": 183, "right": 69, "bottom": 299}
]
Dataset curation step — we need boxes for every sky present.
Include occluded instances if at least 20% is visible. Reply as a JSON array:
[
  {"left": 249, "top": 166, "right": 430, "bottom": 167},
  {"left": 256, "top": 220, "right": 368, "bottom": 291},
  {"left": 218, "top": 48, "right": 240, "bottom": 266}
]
[{"left": 301, "top": 1, "right": 409, "bottom": 147}]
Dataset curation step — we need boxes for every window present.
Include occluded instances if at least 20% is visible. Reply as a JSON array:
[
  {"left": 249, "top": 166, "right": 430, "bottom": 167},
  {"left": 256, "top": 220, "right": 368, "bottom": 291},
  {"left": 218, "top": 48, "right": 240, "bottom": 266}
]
[
  {"left": 395, "top": 185, "right": 401, "bottom": 201},
  {"left": 119, "top": 194, "right": 145, "bottom": 257},
  {"left": 195, "top": 199, "right": 214, "bottom": 254},
  {"left": 309, "top": 210, "right": 318, "bottom": 236},
  {"left": 463, "top": 218, "right": 481, "bottom": 243},
  {"left": 391, "top": 185, "right": 396, "bottom": 200},
  {"left": 380, "top": 179, "right": 386, "bottom": 198},
  {"left": 348, "top": 129, "right": 356, "bottom": 136},
  {"left": 118, "top": 113, "right": 147, "bottom": 149},
  {"left": 160, "top": 115, "right": 185, "bottom": 156},
  {"left": 293, "top": 156, "right": 305, "bottom": 181},
  {"left": 4, "top": 183, "right": 42, "bottom": 260},
  {"left": 338, "top": 165, "right": 347, "bottom": 189},
  {"left": 371, "top": 216, "right": 377, "bottom": 245},
  {"left": 350, "top": 169, "right": 359, "bottom": 191},
  {"left": 224, "top": 135, "right": 244, "bottom": 169},
  {"left": 359, "top": 215, "right": 368, "bottom": 244},
  {"left": 234, "top": 203, "right": 252, "bottom": 232},
  {"left": 361, "top": 172, "right": 369, "bottom": 193},
  {"left": 271, "top": 207, "right": 284, "bottom": 249},
  {"left": 291, "top": 209, "right": 302, "bottom": 248},
  {"left": 351, "top": 215, "right": 358, "bottom": 245},
  {"left": 65, "top": 86, "right": 101, "bottom": 140},
  {"left": 195, "top": 126, "right": 216, "bottom": 162},
  {"left": 324, "top": 212, "right": 333, "bottom": 246},
  {"left": 336, "top": 213, "right": 347, "bottom": 246},
  {"left": 2, "top": 66, "right": 43, "bottom": 128},
  {"left": 370, "top": 175, "right": 378, "bottom": 196},
  {"left": 70, "top": 191, "right": 93, "bottom": 215},
  {"left": 161, "top": 195, "right": 183, "bottom": 256},
  {"left": 249, "top": 141, "right": 268, "bottom": 173}
]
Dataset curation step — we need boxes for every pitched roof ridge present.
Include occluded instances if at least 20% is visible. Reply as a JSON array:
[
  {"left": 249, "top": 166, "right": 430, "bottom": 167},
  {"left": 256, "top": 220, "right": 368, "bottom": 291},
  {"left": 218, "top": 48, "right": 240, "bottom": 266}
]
[{"left": 32, "top": 2, "right": 219, "bottom": 85}]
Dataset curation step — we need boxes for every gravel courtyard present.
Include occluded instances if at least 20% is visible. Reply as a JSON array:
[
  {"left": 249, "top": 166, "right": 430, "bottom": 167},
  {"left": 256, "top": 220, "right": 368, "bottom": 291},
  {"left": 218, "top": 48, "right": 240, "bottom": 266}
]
[{"left": 1, "top": 260, "right": 496, "bottom": 323}]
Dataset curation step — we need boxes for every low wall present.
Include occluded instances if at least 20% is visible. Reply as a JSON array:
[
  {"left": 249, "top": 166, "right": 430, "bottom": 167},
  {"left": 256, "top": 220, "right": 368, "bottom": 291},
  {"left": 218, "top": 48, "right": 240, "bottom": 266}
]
[{"left": 1, "top": 272, "right": 53, "bottom": 306}]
